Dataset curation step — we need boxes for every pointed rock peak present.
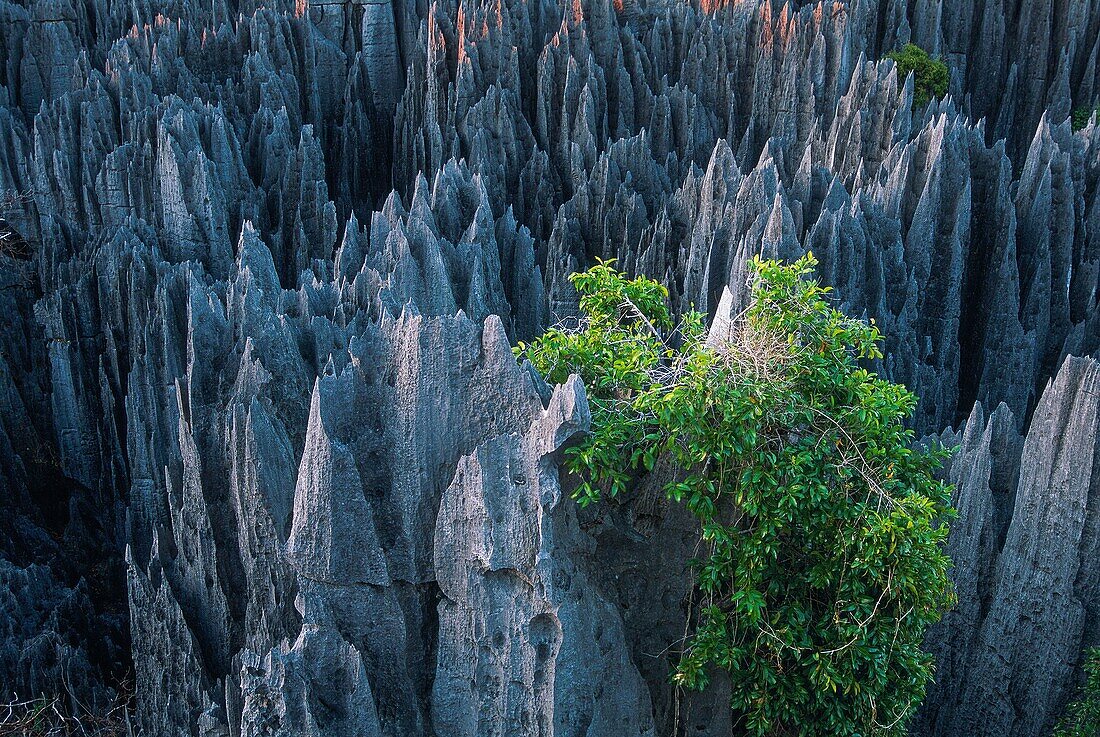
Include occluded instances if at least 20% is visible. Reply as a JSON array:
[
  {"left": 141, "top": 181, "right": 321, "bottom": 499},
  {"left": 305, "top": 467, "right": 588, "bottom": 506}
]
[
  {"left": 409, "top": 173, "right": 437, "bottom": 229},
  {"left": 231, "top": 337, "right": 272, "bottom": 400},
  {"left": 480, "top": 314, "right": 513, "bottom": 362},
  {"left": 235, "top": 222, "right": 280, "bottom": 292},
  {"left": 541, "top": 373, "right": 591, "bottom": 454},
  {"left": 335, "top": 213, "right": 366, "bottom": 281},
  {"left": 500, "top": 204, "right": 519, "bottom": 231},
  {"left": 435, "top": 158, "right": 474, "bottom": 195},
  {"left": 762, "top": 192, "right": 799, "bottom": 260},
  {"left": 521, "top": 358, "right": 554, "bottom": 406},
  {"left": 298, "top": 123, "right": 317, "bottom": 150},
  {"left": 395, "top": 302, "right": 424, "bottom": 328},
  {"left": 474, "top": 174, "right": 493, "bottom": 214},
  {"left": 185, "top": 270, "right": 227, "bottom": 348},
  {"left": 1023, "top": 112, "right": 1061, "bottom": 168},
  {"left": 767, "top": 190, "right": 788, "bottom": 223},
  {"left": 957, "top": 400, "right": 990, "bottom": 448},
  {"left": 796, "top": 143, "right": 814, "bottom": 178},
  {"left": 375, "top": 196, "right": 403, "bottom": 235},
  {"left": 703, "top": 138, "right": 740, "bottom": 194},
  {"left": 270, "top": 103, "right": 291, "bottom": 133},
  {"left": 1047, "top": 355, "right": 1100, "bottom": 400},
  {"left": 705, "top": 138, "right": 736, "bottom": 173},
  {"left": 757, "top": 137, "right": 785, "bottom": 173},
  {"left": 706, "top": 286, "right": 736, "bottom": 350},
  {"left": 303, "top": 378, "right": 334, "bottom": 436},
  {"left": 287, "top": 381, "right": 389, "bottom": 587},
  {"left": 984, "top": 402, "right": 1019, "bottom": 441},
  {"left": 463, "top": 188, "right": 495, "bottom": 245},
  {"left": 823, "top": 174, "right": 850, "bottom": 212}
]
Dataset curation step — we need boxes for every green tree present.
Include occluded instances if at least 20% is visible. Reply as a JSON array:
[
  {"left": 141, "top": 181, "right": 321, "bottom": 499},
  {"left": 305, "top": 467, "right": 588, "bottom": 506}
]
[
  {"left": 517, "top": 255, "right": 956, "bottom": 736},
  {"left": 1072, "top": 105, "right": 1098, "bottom": 132},
  {"left": 886, "top": 44, "right": 949, "bottom": 108},
  {"left": 1054, "top": 648, "right": 1100, "bottom": 737}
]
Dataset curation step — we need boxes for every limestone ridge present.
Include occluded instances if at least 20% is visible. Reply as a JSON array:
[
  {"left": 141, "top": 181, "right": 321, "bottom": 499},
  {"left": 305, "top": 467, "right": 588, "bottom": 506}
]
[
  {"left": 432, "top": 376, "right": 658, "bottom": 737},
  {"left": 919, "top": 357, "right": 1100, "bottom": 737},
  {"left": 0, "top": 0, "right": 1097, "bottom": 735}
]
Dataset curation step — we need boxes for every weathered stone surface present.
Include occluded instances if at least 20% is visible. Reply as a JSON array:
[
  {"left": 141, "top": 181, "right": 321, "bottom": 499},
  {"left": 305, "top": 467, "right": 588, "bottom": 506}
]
[
  {"left": 919, "top": 357, "right": 1100, "bottom": 737},
  {"left": 432, "top": 376, "right": 657, "bottom": 737},
  {"left": 0, "top": 0, "right": 1099, "bottom": 734}
]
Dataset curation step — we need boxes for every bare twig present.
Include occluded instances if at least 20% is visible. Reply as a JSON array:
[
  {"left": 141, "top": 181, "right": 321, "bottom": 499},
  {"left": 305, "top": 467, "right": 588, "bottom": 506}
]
[
  {"left": 0, "top": 189, "right": 32, "bottom": 212},
  {"left": 0, "top": 688, "right": 131, "bottom": 737},
  {"left": 0, "top": 189, "right": 34, "bottom": 262},
  {"left": 0, "top": 190, "right": 37, "bottom": 294},
  {"left": 618, "top": 295, "right": 663, "bottom": 342}
]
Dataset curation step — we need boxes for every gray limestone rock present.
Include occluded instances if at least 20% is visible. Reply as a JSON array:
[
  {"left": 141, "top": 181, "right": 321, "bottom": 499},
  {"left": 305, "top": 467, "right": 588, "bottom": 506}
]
[
  {"left": 919, "top": 357, "right": 1100, "bottom": 736},
  {"left": 1, "top": 0, "right": 1100, "bottom": 734}
]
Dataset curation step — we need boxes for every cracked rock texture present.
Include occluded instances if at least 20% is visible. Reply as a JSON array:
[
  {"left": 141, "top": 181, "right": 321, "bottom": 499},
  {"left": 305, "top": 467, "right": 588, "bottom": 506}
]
[{"left": 0, "top": 0, "right": 1099, "bottom": 735}]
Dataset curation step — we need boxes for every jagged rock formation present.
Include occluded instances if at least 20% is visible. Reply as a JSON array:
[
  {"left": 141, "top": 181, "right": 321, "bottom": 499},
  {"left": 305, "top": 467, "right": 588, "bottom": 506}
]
[
  {"left": 0, "top": 0, "right": 1099, "bottom": 735},
  {"left": 920, "top": 356, "right": 1100, "bottom": 737}
]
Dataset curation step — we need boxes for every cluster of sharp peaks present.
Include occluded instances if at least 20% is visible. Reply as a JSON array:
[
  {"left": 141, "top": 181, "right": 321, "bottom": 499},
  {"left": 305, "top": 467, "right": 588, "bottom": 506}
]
[{"left": 0, "top": 0, "right": 1098, "bottom": 735}]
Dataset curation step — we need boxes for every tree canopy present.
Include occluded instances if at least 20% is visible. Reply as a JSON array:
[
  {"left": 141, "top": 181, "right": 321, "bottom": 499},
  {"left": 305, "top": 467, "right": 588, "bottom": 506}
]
[
  {"left": 1072, "top": 105, "right": 1098, "bottom": 132},
  {"left": 517, "top": 255, "right": 956, "bottom": 736},
  {"left": 886, "top": 44, "right": 950, "bottom": 108}
]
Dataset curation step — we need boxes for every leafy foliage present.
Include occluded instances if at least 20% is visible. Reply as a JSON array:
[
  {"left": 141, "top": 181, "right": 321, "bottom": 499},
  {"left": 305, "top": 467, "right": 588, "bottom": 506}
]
[
  {"left": 517, "top": 256, "right": 957, "bottom": 736},
  {"left": 886, "top": 44, "right": 949, "bottom": 108},
  {"left": 1072, "top": 105, "right": 1099, "bottom": 132},
  {"left": 1054, "top": 648, "right": 1100, "bottom": 737}
]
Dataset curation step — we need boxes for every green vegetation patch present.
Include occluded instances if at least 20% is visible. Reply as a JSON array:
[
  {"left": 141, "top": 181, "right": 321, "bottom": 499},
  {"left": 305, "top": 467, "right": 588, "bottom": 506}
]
[
  {"left": 886, "top": 44, "right": 949, "bottom": 108},
  {"left": 1055, "top": 648, "right": 1100, "bottom": 737},
  {"left": 517, "top": 255, "right": 956, "bottom": 736},
  {"left": 1072, "top": 105, "right": 1099, "bottom": 132}
]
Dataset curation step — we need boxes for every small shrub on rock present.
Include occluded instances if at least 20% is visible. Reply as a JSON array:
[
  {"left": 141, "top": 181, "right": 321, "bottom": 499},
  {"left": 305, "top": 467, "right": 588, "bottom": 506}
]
[
  {"left": 1072, "top": 105, "right": 1099, "bottom": 132},
  {"left": 517, "top": 255, "right": 956, "bottom": 736},
  {"left": 1054, "top": 648, "right": 1100, "bottom": 737},
  {"left": 886, "top": 44, "right": 949, "bottom": 108}
]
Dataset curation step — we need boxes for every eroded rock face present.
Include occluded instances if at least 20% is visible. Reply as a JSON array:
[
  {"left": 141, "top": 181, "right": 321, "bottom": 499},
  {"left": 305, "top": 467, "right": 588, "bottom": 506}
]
[
  {"left": 920, "top": 357, "right": 1100, "bottom": 737},
  {"left": 0, "top": 0, "right": 1099, "bottom": 734},
  {"left": 433, "top": 376, "right": 658, "bottom": 737}
]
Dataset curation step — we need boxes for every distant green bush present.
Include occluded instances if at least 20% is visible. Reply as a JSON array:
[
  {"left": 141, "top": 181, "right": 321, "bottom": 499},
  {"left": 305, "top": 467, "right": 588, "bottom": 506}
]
[
  {"left": 1054, "top": 648, "right": 1100, "bottom": 737},
  {"left": 1072, "top": 105, "right": 1099, "bottom": 132},
  {"left": 886, "top": 44, "right": 949, "bottom": 108}
]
